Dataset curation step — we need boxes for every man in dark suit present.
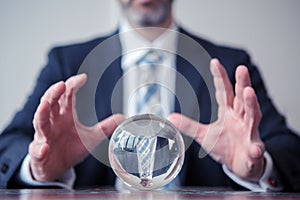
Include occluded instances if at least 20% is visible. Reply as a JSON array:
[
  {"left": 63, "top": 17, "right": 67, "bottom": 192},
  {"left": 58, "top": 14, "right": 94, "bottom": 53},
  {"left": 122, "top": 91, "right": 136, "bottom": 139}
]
[{"left": 0, "top": 0, "right": 300, "bottom": 191}]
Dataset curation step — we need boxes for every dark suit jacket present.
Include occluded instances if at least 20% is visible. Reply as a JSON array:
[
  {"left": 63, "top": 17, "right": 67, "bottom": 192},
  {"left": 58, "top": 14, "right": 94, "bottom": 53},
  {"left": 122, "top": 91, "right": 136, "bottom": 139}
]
[{"left": 1, "top": 27, "right": 300, "bottom": 191}]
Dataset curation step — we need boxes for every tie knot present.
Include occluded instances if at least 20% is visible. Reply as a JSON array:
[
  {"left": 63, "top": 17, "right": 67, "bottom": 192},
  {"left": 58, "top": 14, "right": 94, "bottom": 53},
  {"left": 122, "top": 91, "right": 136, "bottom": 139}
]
[{"left": 136, "top": 50, "right": 163, "bottom": 67}]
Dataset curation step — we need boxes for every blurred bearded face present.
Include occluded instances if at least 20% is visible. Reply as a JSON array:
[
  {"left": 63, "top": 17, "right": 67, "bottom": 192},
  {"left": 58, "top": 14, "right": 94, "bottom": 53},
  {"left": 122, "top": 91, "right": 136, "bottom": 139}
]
[{"left": 119, "top": 0, "right": 173, "bottom": 27}]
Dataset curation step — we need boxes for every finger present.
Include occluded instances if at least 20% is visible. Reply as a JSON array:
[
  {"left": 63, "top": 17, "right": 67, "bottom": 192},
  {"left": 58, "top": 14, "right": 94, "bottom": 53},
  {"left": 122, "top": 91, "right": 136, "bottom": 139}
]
[
  {"left": 210, "top": 59, "right": 234, "bottom": 112},
  {"left": 39, "top": 81, "right": 66, "bottom": 118},
  {"left": 233, "top": 66, "right": 251, "bottom": 116},
  {"left": 40, "top": 81, "right": 64, "bottom": 103},
  {"left": 65, "top": 74, "right": 87, "bottom": 92},
  {"left": 49, "top": 82, "right": 66, "bottom": 117},
  {"left": 33, "top": 101, "right": 51, "bottom": 137},
  {"left": 243, "top": 87, "right": 262, "bottom": 140},
  {"left": 245, "top": 143, "right": 265, "bottom": 181},
  {"left": 63, "top": 74, "right": 87, "bottom": 111},
  {"left": 29, "top": 142, "right": 49, "bottom": 161},
  {"left": 168, "top": 113, "right": 207, "bottom": 143},
  {"left": 249, "top": 142, "right": 265, "bottom": 159},
  {"left": 29, "top": 142, "right": 50, "bottom": 182}
]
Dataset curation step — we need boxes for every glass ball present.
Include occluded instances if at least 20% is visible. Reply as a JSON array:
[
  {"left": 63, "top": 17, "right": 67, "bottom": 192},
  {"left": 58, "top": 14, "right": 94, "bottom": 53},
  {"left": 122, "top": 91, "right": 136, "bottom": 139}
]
[{"left": 109, "top": 114, "right": 185, "bottom": 190}]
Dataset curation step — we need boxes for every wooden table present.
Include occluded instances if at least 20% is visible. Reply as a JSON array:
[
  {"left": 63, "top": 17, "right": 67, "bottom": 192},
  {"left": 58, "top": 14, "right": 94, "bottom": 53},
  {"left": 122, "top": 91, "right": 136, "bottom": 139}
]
[{"left": 0, "top": 187, "right": 299, "bottom": 200}]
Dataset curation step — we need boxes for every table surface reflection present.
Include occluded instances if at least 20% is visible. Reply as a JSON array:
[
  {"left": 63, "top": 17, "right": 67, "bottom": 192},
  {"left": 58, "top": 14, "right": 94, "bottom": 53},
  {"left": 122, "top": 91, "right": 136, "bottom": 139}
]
[{"left": 0, "top": 187, "right": 299, "bottom": 200}]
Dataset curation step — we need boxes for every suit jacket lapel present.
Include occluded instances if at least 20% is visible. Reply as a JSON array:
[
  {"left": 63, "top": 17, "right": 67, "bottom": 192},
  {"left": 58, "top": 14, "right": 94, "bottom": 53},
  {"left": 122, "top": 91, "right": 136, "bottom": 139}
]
[
  {"left": 175, "top": 28, "right": 217, "bottom": 122},
  {"left": 94, "top": 33, "right": 123, "bottom": 119}
]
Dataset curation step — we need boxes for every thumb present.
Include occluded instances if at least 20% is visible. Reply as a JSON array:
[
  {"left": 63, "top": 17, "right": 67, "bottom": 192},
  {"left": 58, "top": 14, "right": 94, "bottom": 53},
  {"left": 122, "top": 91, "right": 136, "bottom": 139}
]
[
  {"left": 93, "top": 114, "right": 126, "bottom": 139},
  {"left": 80, "top": 114, "right": 125, "bottom": 151},
  {"left": 168, "top": 113, "right": 207, "bottom": 143}
]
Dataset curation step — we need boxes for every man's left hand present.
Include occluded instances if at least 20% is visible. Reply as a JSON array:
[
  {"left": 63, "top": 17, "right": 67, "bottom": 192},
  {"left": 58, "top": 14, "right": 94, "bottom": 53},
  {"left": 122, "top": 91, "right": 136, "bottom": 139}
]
[{"left": 168, "top": 59, "right": 265, "bottom": 182}]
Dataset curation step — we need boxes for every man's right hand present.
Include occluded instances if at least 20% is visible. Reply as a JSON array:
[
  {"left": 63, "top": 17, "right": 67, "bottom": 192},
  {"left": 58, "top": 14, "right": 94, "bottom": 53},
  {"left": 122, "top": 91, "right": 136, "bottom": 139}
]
[{"left": 29, "top": 74, "right": 125, "bottom": 182}]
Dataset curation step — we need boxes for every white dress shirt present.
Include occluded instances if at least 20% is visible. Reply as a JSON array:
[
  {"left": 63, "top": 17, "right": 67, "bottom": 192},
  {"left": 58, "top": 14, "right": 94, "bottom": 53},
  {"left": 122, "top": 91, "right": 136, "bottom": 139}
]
[
  {"left": 119, "top": 20, "right": 178, "bottom": 118},
  {"left": 18, "top": 20, "right": 282, "bottom": 192}
]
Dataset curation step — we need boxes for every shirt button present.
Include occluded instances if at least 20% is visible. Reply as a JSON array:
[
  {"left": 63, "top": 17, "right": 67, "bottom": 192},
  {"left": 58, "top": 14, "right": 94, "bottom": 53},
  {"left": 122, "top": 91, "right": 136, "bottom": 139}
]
[
  {"left": 268, "top": 177, "right": 277, "bottom": 187},
  {"left": 0, "top": 163, "right": 9, "bottom": 174}
]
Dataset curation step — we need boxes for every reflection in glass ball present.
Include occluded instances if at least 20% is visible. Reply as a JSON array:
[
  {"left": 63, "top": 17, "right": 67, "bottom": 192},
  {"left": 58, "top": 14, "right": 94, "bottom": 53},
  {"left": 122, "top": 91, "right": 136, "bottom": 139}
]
[{"left": 109, "top": 114, "right": 185, "bottom": 190}]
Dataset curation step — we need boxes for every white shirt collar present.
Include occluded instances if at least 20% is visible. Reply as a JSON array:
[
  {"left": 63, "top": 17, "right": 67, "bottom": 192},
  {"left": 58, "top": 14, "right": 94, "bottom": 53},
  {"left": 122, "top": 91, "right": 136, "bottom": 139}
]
[{"left": 119, "top": 20, "right": 179, "bottom": 71}]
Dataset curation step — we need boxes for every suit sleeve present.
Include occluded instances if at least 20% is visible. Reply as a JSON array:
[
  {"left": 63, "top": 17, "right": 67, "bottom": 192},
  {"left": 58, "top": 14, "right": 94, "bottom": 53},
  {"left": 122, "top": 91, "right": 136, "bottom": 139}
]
[{"left": 0, "top": 48, "right": 65, "bottom": 188}]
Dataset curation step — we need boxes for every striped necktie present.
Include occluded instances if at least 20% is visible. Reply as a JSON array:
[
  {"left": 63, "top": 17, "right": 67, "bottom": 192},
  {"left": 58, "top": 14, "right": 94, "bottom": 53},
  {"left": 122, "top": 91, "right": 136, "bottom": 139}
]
[
  {"left": 135, "top": 50, "right": 163, "bottom": 187},
  {"left": 136, "top": 49, "right": 163, "bottom": 117},
  {"left": 115, "top": 50, "right": 179, "bottom": 190}
]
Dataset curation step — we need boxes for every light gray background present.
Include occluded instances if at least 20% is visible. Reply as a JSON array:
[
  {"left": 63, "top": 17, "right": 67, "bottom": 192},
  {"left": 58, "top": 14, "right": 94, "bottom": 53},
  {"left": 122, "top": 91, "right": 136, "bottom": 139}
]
[{"left": 1, "top": 0, "right": 299, "bottom": 135}]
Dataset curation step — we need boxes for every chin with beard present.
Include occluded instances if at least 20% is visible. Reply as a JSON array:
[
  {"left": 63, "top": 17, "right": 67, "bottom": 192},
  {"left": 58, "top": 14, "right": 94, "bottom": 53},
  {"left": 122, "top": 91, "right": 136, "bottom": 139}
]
[{"left": 122, "top": 0, "right": 173, "bottom": 27}]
